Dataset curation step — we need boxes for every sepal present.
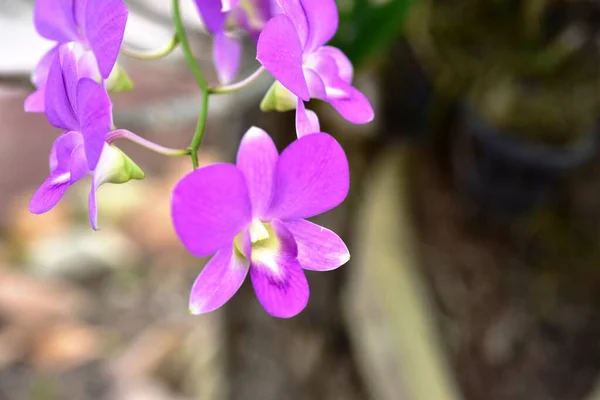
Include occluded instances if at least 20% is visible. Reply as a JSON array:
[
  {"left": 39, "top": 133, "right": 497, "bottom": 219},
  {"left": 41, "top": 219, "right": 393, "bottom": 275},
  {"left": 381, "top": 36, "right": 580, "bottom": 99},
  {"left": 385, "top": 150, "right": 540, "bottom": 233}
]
[{"left": 260, "top": 81, "right": 297, "bottom": 112}]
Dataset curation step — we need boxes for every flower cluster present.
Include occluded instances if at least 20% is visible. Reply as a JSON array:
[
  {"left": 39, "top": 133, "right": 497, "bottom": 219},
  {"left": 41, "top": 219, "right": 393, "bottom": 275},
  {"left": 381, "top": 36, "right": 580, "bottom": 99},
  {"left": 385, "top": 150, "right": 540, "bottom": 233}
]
[{"left": 25, "top": 0, "right": 374, "bottom": 318}]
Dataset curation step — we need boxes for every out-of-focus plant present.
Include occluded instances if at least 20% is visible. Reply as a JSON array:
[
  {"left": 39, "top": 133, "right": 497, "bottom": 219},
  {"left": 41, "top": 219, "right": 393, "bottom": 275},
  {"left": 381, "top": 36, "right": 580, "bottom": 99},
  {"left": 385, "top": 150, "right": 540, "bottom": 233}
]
[
  {"left": 331, "top": 0, "right": 420, "bottom": 69},
  {"left": 408, "top": 0, "right": 600, "bottom": 145}
]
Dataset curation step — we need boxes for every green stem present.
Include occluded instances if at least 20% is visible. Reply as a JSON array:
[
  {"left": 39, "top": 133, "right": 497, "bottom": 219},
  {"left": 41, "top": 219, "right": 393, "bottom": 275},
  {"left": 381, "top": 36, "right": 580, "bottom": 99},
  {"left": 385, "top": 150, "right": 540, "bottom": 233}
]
[
  {"left": 189, "top": 90, "right": 210, "bottom": 169},
  {"left": 172, "top": 0, "right": 210, "bottom": 169},
  {"left": 121, "top": 35, "right": 180, "bottom": 60},
  {"left": 172, "top": 0, "right": 208, "bottom": 91},
  {"left": 210, "top": 66, "right": 267, "bottom": 94}
]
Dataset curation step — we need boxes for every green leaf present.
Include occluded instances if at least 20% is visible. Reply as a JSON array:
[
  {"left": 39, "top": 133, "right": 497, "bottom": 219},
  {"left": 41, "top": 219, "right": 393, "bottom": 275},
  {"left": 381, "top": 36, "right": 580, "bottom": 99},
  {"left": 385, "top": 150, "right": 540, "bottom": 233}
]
[{"left": 331, "top": 0, "right": 420, "bottom": 69}]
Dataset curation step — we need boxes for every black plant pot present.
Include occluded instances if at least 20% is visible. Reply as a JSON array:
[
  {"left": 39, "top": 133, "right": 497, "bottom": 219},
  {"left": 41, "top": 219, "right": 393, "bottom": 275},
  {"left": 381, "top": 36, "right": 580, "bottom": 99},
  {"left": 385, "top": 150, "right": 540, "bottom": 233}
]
[{"left": 453, "top": 107, "right": 597, "bottom": 218}]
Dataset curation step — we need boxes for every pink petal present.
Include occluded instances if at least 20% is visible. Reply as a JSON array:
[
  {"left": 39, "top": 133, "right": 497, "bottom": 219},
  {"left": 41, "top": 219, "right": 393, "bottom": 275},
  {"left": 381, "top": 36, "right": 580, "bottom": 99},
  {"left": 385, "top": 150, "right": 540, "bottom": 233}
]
[
  {"left": 295, "top": 100, "right": 320, "bottom": 138},
  {"left": 30, "top": 133, "right": 86, "bottom": 215},
  {"left": 77, "top": 78, "right": 112, "bottom": 170},
  {"left": 236, "top": 127, "right": 279, "bottom": 217},
  {"left": 301, "top": 0, "right": 338, "bottom": 52},
  {"left": 221, "top": 0, "right": 240, "bottom": 12},
  {"left": 250, "top": 220, "right": 309, "bottom": 318},
  {"left": 25, "top": 46, "right": 59, "bottom": 113},
  {"left": 24, "top": 88, "right": 46, "bottom": 113},
  {"left": 34, "top": 0, "right": 79, "bottom": 43},
  {"left": 193, "top": 0, "right": 226, "bottom": 33},
  {"left": 314, "top": 46, "right": 353, "bottom": 83},
  {"left": 32, "top": 46, "right": 59, "bottom": 88},
  {"left": 305, "top": 52, "right": 348, "bottom": 98},
  {"left": 29, "top": 172, "right": 71, "bottom": 214},
  {"left": 267, "top": 133, "right": 349, "bottom": 220},
  {"left": 189, "top": 246, "right": 249, "bottom": 315},
  {"left": 69, "top": 144, "right": 91, "bottom": 184},
  {"left": 327, "top": 82, "right": 375, "bottom": 124},
  {"left": 172, "top": 164, "right": 252, "bottom": 257},
  {"left": 49, "top": 131, "right": 84, "bottom": 171},
  {"left": 213, "top": 32, "right": 242, "bottom": 84},
  {"left": 45, "top": 47, "right": 79, "bottom": 131},
  {"left": 284, "top": 219, "right": 349, "bottom": 271},
  {"left": 257, "top": 14, "right": 310, "bottom": 101},
  {"left": 84, "top": 0, "right": 128, "bottom": 78},
  {"left": 276, "top": 0, "right": 309, "bottom": 47},
  {"left": 303, "top": 68, "right": 326, "bottom": 99},
  {"left": 88, "top": 180, "right": 99, "bottom": 230}
]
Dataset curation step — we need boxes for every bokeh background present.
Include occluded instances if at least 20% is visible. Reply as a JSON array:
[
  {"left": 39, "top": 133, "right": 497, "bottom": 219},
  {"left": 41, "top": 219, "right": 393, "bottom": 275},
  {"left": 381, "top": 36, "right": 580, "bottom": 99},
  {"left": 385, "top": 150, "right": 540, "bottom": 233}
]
[{"left": 1, "top": 0, "right": 600, "bottom": 399}]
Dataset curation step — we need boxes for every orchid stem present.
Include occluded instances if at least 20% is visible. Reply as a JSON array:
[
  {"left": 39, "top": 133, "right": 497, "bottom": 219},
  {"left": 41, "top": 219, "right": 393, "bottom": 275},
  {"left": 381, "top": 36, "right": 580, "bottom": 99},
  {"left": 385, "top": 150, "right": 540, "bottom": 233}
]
[
  {"left": 172, "top": 0, "right": 208, "bottom": 91},
  {"left": 209, "top": 66, "right": 267, "bottom": 94},
  {"left": 107, "top": 129, "right": 190, "bottom": 157},
  {"left": 121, "top": 35, "right": 180, "bottom": 60},
  {"left": 172, "top": 0, "right": 210, "bottom": 169}
]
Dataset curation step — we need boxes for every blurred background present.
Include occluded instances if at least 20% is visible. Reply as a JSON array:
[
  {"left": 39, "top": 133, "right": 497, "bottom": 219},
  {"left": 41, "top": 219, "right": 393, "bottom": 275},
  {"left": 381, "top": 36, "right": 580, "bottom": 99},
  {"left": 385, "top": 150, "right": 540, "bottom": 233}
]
[{"left": 1, "top": 0, "right": 600, "bottom": 399}]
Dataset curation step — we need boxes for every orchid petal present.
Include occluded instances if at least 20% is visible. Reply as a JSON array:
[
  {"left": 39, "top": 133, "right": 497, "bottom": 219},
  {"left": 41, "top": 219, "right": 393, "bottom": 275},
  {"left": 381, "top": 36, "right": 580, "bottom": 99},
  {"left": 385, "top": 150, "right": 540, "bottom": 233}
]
[
  {"left": 276, "top": 0, "right": 308, "bottom": 47},
  {"left": 52, "top": 131, "right": 84, "bottom": 173},
  {"left": 84, "top": 0, "right": 128, "bottom": 78},
  {"left": 88, "top": 180, "right": 99, "bottom": 230},
  {"left": 267, "top": 133, "right": 349, "bottom": 220},
  {"left": 77, "top": 78, "right": 112, "bottom": 170},
  {"left": 172, "top": 164, "right": 252, "bottom": 257},
  {"left": 303, "top": 68, "right": 327, "bottom": 99},
  {"left": 24, "top": 88, "right": 46, "bottom": 113},
  {"left": 231, "top": 0, "right": 272, "bottom": 37},
  {"left": 31, "top": 46, "right": 59, "bottom": 88},
  {"left": 295, "top": 100, "right": 320, "bottom": 138},
  {"left": 236, "top": 127, "right": 279, "bottom": 217},
  {"left": 45, "top": 48, "right": 79, "bottom": 131},
  {"left": 327, "top": 82, "right": 375, "bottom": 124},
  {"left": 250, "top": 220, "right": 309, "bottom": 318},
  {"left": 34, "top": 0, "right": 79, "bottom": 43},
  {"left": 77, "top": 50, "right": 102, "bottom": 82},
  {"left": 29, "top": 172, "right": 71, "bottom": 214},
  {"left": 315, "top": 46, "right": 353, "bottom": 83},
  {"left": 189, "top": 246, "right": 249, "bottom": 314},
  {"left": 88, "top": 143, "right": 120, "bottom": 230},
  {"left": 69, "top": 144, "right": 91, "bottom": 184},
  {"left": 305, "top": 53, "right": 348, "bottom": 99},
  {"left": 214, "top": 32, "right": 242, "bottom": 84},
  {"left": 302, "top": 0, "right": 338, "bottom": 52},
  {"left": 193, "top": 0, "right": 227, "bottom": 33},
  {"left": 30, "top": 132, "right": 85, "bottom": 215},
  {"left": 257, "top": 14, "right": 310, "bottom": 101},
  {"left": 25, "top": 47, "right": 59, "bottom": 113},
  {"left": 74, "top": 0, "right": 88, "bottom": 31},
  {"left": 284, "top": 219, "right": 349, "bottom": 271},
  {"left": 221, "top": 0, "right": 240, "bottom": 12}
]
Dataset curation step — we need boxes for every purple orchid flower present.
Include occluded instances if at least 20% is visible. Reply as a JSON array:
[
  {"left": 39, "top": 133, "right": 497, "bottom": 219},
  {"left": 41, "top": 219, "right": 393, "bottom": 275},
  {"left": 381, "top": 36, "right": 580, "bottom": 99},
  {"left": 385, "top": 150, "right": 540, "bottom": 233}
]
[
  {"left": 25, "top": 0, "right": 128, "bottom": 113},
  {"left": 193, "top": 0, "right": 275, "bottom": 84},
  {"left": 257, "top": 0, "right": 374, "bottom": 136},
  {"left": 29, "top": 131, "right": 144, "bottom": 230},
  {"left": 29, "top": 45, "right": 143, "bottom": 230},
  {"left": 172, "top": 127, "right": 350, "bottom": 318}
]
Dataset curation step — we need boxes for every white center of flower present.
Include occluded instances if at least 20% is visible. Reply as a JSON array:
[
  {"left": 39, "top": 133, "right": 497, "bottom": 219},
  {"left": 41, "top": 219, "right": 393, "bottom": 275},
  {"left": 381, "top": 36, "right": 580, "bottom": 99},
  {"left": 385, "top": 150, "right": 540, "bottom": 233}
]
[{"left": 249, "top": 219, "right": 270, "bottom": 243}]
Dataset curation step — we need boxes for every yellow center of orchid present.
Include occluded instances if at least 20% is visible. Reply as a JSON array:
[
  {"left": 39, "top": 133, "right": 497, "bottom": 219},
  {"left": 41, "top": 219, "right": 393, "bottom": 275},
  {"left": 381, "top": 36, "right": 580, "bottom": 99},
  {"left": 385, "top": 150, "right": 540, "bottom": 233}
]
[
  {"left": 249, "top": 218, "right": 269, "bottom": 243},
  {"left": 233, "top": 221, "right": 283, "bottom": 276}
]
